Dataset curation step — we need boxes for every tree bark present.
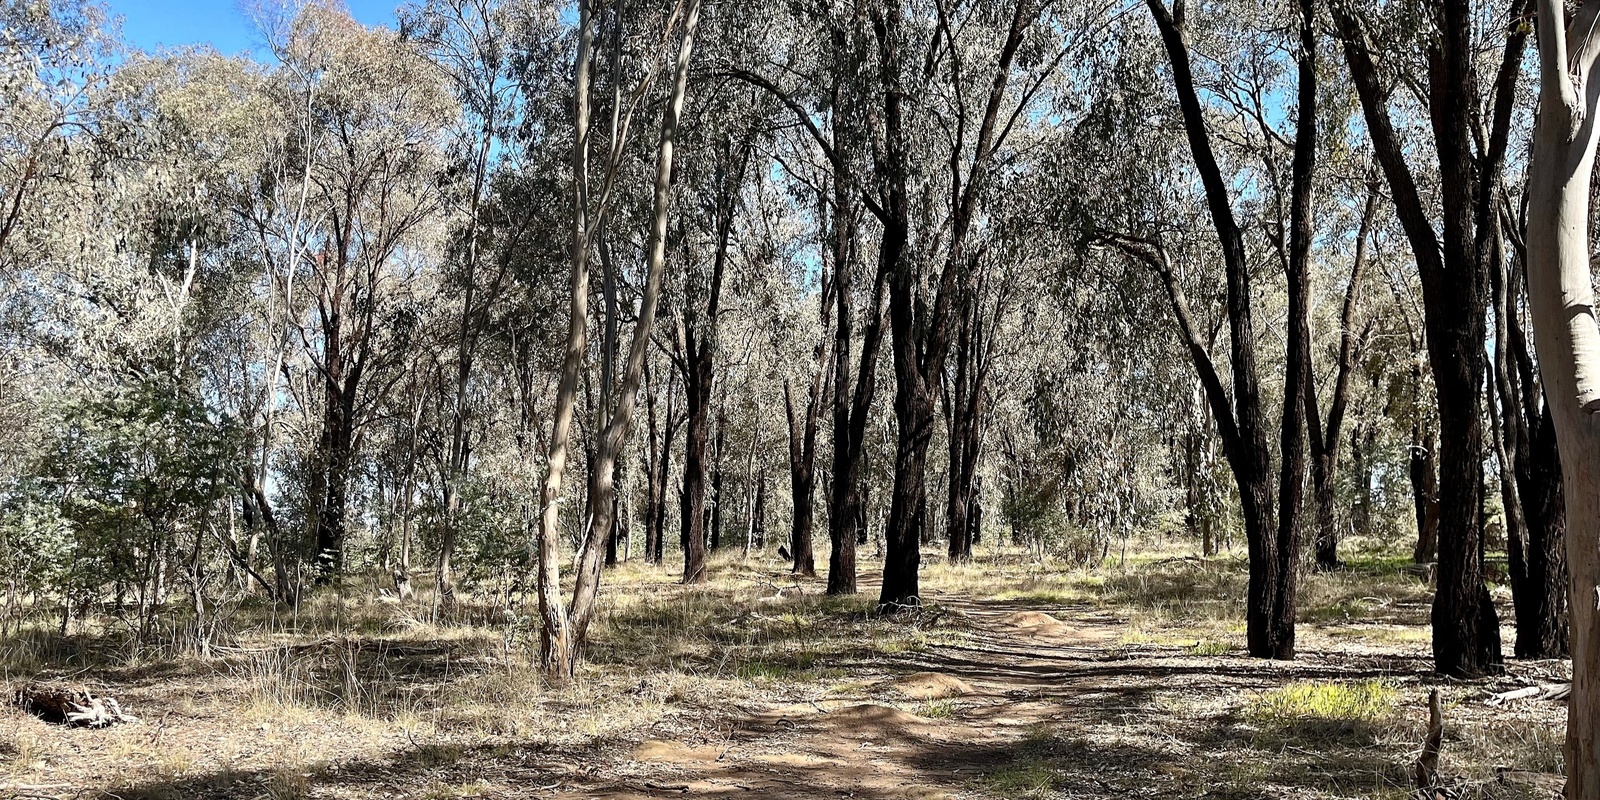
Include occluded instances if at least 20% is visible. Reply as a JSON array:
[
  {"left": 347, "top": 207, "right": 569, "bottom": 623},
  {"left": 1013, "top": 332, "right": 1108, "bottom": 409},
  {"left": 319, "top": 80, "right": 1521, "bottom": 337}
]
[
  {"left": 533, "top": 0, "right": 597, "bottom": 676},
  {"left": 678, "top": 136, "right": 746, "bottom": 581},
  {"left": 878, "top": 0, "right": 1035, "bottom": 610},
  {"left": 945, "top": 271, "right": 1002, "bottom": 563},
  {"left": 1409, "top": 419, "right": 1441, "bottom": 565},
  {"left": 1332, "top": 0, "right": 1517, "bottom": 676},
  {"left": 1307, "top": 187, "right": 1376, "bottom": 571},
  {"left": 1523, "top": 3, "right": 1600, "bottom": 792},
  {"left": 825, "top": 196, "right": 882, "bottom": 596},
  {"left": 786, "top": 230, "right": 837, "bottom": 577},
  {"left": 1493, "top": 203, "right": 1569, "bottom": 659},
  {"left": 569, "top": 0, "right": 703, "bottom": 655},
  {"left": 1127, "top": 0, "right": 1315, "bottom": 660}
]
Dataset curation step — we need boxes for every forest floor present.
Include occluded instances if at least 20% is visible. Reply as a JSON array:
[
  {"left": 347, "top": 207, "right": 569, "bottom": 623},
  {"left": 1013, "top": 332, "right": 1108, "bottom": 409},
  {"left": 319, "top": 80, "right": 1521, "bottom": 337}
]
[{"left": 0, "top": 542, "right": 1573, "bottom": 800}]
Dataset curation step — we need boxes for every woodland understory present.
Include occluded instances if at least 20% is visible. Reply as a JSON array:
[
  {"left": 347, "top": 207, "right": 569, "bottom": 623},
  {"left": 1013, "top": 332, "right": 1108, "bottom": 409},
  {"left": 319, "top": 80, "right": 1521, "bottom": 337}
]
[
  {"left": 7, "top": 0, "right": 1600, "bottom": 796},
  {"left": 0, "top": 543, "right": 1576, "bottom": 800}
]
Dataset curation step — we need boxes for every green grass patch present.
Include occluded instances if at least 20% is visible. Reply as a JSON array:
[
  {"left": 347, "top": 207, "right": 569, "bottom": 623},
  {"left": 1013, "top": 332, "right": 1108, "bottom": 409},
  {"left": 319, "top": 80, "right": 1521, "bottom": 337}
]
[
  {"left": 1245, "top": 680, "right": 1399, "bottom": 746},
  {"left": 1187, "top": 639, "right": 1232, "bottom": 656},
  {"left": 983, "top": 758, "right": 1055, "bottom": 798},
  {"left": 1247, "top": 680, "right": 1398, "bottom": 724}
]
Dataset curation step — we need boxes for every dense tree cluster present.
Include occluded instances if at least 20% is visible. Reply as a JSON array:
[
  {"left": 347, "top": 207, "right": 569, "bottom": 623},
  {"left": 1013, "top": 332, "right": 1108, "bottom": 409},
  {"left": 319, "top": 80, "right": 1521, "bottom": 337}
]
[{"left": 5, "top": 0, "right": 1600, "bottom": 793}]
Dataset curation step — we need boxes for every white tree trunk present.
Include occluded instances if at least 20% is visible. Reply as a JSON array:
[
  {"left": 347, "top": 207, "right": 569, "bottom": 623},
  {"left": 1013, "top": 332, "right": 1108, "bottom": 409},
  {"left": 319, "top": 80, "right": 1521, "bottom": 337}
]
[
  {"left": 1526, "top": 2, "right": 1600, "bottom": 795},
  {"left": 533, "top": 0, "right": 596, "bottom": 677}
]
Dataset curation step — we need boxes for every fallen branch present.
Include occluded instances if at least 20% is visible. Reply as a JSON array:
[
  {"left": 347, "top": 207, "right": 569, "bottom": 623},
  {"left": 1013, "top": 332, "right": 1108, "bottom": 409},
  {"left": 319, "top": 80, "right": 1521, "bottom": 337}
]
[
  {"left": 1486, "top": 684, "right": 1570, "bottom": 706},
  {"left": 13, "top": 684, "right": 138, "bottom": 727}
]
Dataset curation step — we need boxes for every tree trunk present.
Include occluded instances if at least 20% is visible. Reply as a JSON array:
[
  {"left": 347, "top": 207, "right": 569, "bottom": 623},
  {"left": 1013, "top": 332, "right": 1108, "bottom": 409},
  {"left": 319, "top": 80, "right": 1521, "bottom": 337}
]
[
  {"left": 1126, "top": 0, "right": 1313, "bottom": 660},
  {"left": 709, "top": 413, "right": 725, "bottom": 552},
  {"left": 824, "top": 170, "right": 883, "bottom": 595},
  {"left": 1307, "top": 187, "right": 1375, "bottom": 571},
  {"left": 1512, "top": 404, "right": 1568, "bottom": 658},
  {"left": 1350, "top": 420, "right": 1373, "bottom": 538},
  {"left": 567, "top": 0, "right": 704, "bottom": 659},
  {"left": 654, "top": 375, "right": 679, "bottom": 565},
  {"left": 532, "top": 0, "right": 596, "bottom": 677},
  {"left": 751, "top": 468, "right": 767, "bottom": 552},
  {"left": 1332, "top": 0, "right": 1511, "bottom": 678},
  {"left": 677, "top": 134, "right": 745, "bottom": 581},
  {"left": 644, "top": 360, "right": 662, "bottom": 564},
  {"left": 313, "top": 390, "right": 355, "bottom": 583},
  {"left": 786, "top": 245, "right": 836, "bottom": 577},
  {"left": 876, "top": 0, "right": 1035, "bottom": 610},
  {"left": 1410, "top": 420, "right": 1441, "bottom": 564},
  {"left": 1523, "top": 4, "right": 1600, "bottom": 791}
]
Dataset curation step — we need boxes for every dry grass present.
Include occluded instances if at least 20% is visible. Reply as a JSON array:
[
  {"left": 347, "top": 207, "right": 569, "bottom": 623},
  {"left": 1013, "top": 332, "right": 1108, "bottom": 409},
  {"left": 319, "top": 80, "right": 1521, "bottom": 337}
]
[{"left": 0, "top": 542, "right": 1572, "bottom": 799}]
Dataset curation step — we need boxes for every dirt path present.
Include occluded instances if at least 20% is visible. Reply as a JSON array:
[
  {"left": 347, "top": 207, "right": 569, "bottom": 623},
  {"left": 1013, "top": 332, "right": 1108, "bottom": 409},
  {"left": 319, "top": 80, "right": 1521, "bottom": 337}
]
[{"left": 535, "top": 592, "right": 1431, "bottom": 800}]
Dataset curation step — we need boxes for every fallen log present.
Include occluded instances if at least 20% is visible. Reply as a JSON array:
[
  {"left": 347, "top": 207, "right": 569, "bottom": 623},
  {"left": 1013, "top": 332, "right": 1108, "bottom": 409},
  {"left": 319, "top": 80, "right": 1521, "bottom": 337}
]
[
  {"left": 1486, "top": 684, "right": 1570, "bottom": 707},
  {"left": 12, "top": 684, "right": 138, "bottom": 727}
]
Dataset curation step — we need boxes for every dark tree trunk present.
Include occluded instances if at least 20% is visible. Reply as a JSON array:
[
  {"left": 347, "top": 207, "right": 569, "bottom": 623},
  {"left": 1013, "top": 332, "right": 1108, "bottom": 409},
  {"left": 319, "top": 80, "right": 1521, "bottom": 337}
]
[
  {"left": 313, "top": 389, "right": 356, "bottom": 583},
  {"left": 604, "top": 458, "right": 623, "bottom": 566},
  {"left": 1511, "top": 405, "right": 1568, "bottom": 657},
  {"left": 825, "top": 191, "right": 884, "bottom": 597},
  {"left": 945, "top": 277, "right": 997, "bottom": 564},
  {"left": 644, "top": 361, "right": 663, "bottom": 564},
  {"left": 676, "top": 138, "right": 743, "bottom": 582},
  {"left": 881, "top": 217, "right": 930, "bottom": 610},
  {"left": 1307, "top": 188, "right": 1375, "bottom": 572},
  {"left": 1350, "top": 419, "right": 1374, "bottom": 538},
  {"left": 1493, "top": 208, "right": 1569, "bottom": 659},
  {"left": 1409, "top": 419, "right": 1442, "bottom": 564},
  {"left": 967, "top": 478, "right": 983, "bottom": 545},
  {"left": 680, "top": 389, "right": 711, "bottom": 581},
  {"left": 785, "top": 242, "right": 835, "bottom": 577},
  {"left": 1121, "top": 0, "right": 1315, "bottom": 660},
  {"left": 1333, "top": 0, "right": 1514, "bottom": 678},
  {"left": 876, "top": 0, "right": 1035, "bottom": 610}
]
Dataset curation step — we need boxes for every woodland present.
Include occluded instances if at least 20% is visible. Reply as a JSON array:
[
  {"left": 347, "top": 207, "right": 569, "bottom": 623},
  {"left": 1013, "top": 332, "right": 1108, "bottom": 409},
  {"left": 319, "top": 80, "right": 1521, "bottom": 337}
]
[{"left": 4, "top": 0, "right": 1600, "bottom": 797}]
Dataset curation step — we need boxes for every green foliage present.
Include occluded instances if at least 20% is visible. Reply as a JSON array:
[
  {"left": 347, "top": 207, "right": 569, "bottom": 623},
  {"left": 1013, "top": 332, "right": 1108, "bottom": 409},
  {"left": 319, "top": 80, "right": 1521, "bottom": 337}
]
[{"left": 3, "top": 375, "right": 240, "bottom": 628}]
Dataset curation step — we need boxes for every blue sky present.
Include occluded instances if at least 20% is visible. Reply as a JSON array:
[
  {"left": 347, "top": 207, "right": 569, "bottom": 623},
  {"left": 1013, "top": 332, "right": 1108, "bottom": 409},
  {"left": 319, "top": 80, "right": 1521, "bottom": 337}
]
[{"left": 109, "top": 0, "right": 399, "bottom": 57}]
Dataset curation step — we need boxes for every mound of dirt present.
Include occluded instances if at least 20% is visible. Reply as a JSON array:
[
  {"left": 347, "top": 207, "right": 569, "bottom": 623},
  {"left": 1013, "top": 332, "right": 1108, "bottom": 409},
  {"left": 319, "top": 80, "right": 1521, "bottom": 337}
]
[
  {"left": 892, "top": 672, "right": 975, "bottom": 700},
  {"left": 998, "top": 610, "right": 1117, "bottom": 642},
  {"left": 1001, "top": 610, "right": 1069, "bottom": 631},
  {"left": 631, "top": 740, "right": 726, "bottom": 764}
]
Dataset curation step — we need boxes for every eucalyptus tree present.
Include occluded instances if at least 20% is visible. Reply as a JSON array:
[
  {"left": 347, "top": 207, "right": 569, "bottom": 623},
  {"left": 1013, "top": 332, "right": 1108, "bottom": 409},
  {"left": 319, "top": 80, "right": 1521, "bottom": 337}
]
[
  {"left": 725, "top": 0, "right": 887, "bottom": 596},
  {"left": 1331, "top": 0, "right": 1526, "bottom": 676},
  {"left": 1091, "top": 0, "right": 1318, "bottom": 659},
  {"left": 534, "top": 0, "right": 704, "bottom": 677},
  {"left": 783, "top": 186, "right": 837, "bottom": 578},
  {"left": 868, "top": 0, "right": 1061, "bottom": 611},
  {"left": 400, "top": 0, "right": 528, "bottom": 601},
  {"left": 104, "top": 48, "right": 295, "bottom": 600},
  {"left": 255, "top": 5, "right": 456, "bottom": 581},
  {"left": 0, "top": 0, "right": 117, "bottom": 273},
  {"left": 1492, "top": 203, "right": 1567, "bottom": 658},
  {"left": 672, "top": 93, "right": 762, "bottom": 584},
  {"left": 1305, "top": 185, "right": 1379, "bottom": 571},
  {"left": 1525, "top": 0, "right": 1600, "bottom": 790}
]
